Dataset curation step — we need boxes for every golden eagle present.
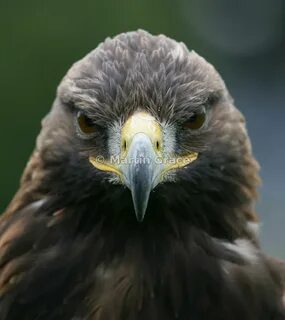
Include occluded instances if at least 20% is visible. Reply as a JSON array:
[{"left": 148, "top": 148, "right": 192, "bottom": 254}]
[{"left": 0, "top": 30, "right": 284, "bottom": 319}]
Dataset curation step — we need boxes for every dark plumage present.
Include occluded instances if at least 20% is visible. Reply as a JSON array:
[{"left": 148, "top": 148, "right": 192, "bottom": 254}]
[{"left": 0, "top": 30, "right": 284, "bottom": 319}]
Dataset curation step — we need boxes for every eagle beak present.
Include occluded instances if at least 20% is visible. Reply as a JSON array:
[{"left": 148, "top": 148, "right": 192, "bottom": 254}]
[
  {"left": 122, "top": 132, "right": 160, "bottom": 221},
  {"left": 89, "top": 112, "right": 198, "bottom": 222},
  {"left": 119, "top": 112, "right": 163, "bottom": 221}
]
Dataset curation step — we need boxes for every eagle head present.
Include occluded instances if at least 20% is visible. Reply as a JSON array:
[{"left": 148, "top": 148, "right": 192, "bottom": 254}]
[{"left": 21, "top": 30, "right": 259, "bottom": 239}]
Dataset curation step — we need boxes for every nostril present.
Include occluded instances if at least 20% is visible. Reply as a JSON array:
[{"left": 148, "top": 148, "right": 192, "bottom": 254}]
[
  {"left": 156, "top": 140, "right": 161, "bottom": 151},
  {"left": 122, "top": 139, "right": 127, "bottom": 152}
]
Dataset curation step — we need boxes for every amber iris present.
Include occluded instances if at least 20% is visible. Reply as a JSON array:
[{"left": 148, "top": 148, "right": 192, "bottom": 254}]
[
  {"left": 184, "top": 110, "right": 206, "bottom": 130},
  {"left": 77, "top": 112, "right": 96, "bottom": 134}
]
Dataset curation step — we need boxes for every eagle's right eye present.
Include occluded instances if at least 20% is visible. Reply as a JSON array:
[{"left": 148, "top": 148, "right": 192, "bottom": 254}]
[{"left": 77, "top": 111, "right": 97, "bottom": 134}]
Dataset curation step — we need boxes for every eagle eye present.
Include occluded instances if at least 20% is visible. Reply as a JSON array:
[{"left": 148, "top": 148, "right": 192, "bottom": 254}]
[
  {"left": 77, "top": 111, "right": 96, "bottom": 134},
  {"left": 183, "top": 109, "right": 206, "bottom": 130}
]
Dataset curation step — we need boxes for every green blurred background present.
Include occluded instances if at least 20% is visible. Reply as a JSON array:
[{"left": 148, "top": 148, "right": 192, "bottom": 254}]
[{"left": 0, "top": 0, "right": 284, "bottom": 257}]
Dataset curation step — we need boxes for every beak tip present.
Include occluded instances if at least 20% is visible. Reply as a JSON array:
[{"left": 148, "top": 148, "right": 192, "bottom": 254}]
[
  {"left": 135, "top": 211, "right": 146, "bottom": 222},
  {"left": 133, "top": 202, "right": 147, "bottom": 222}
]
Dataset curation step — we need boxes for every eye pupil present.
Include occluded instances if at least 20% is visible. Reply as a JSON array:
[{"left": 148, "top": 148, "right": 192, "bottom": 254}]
[
  {"left": 184, "top": 111, "right": 206, "bottom": 130},
  {"left": 188, "top": 114, "right": 197, "bottom": 123},
  {"left": 77, "top": 112, "right": 96, "bottom": 134}
]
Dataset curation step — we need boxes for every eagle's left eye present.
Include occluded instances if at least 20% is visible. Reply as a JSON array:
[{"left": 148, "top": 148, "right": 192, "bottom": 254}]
[
  {"left": 77, "top": 111, "right": 97, "bottom": 134},
  {"left": 183, "top": 109, "right": 206, "bottom": 130}
]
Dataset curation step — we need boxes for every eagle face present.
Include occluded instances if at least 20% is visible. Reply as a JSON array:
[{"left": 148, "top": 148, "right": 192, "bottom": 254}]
[{"left": 48, "top": 30, "right": 257, "bottom": 225}]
